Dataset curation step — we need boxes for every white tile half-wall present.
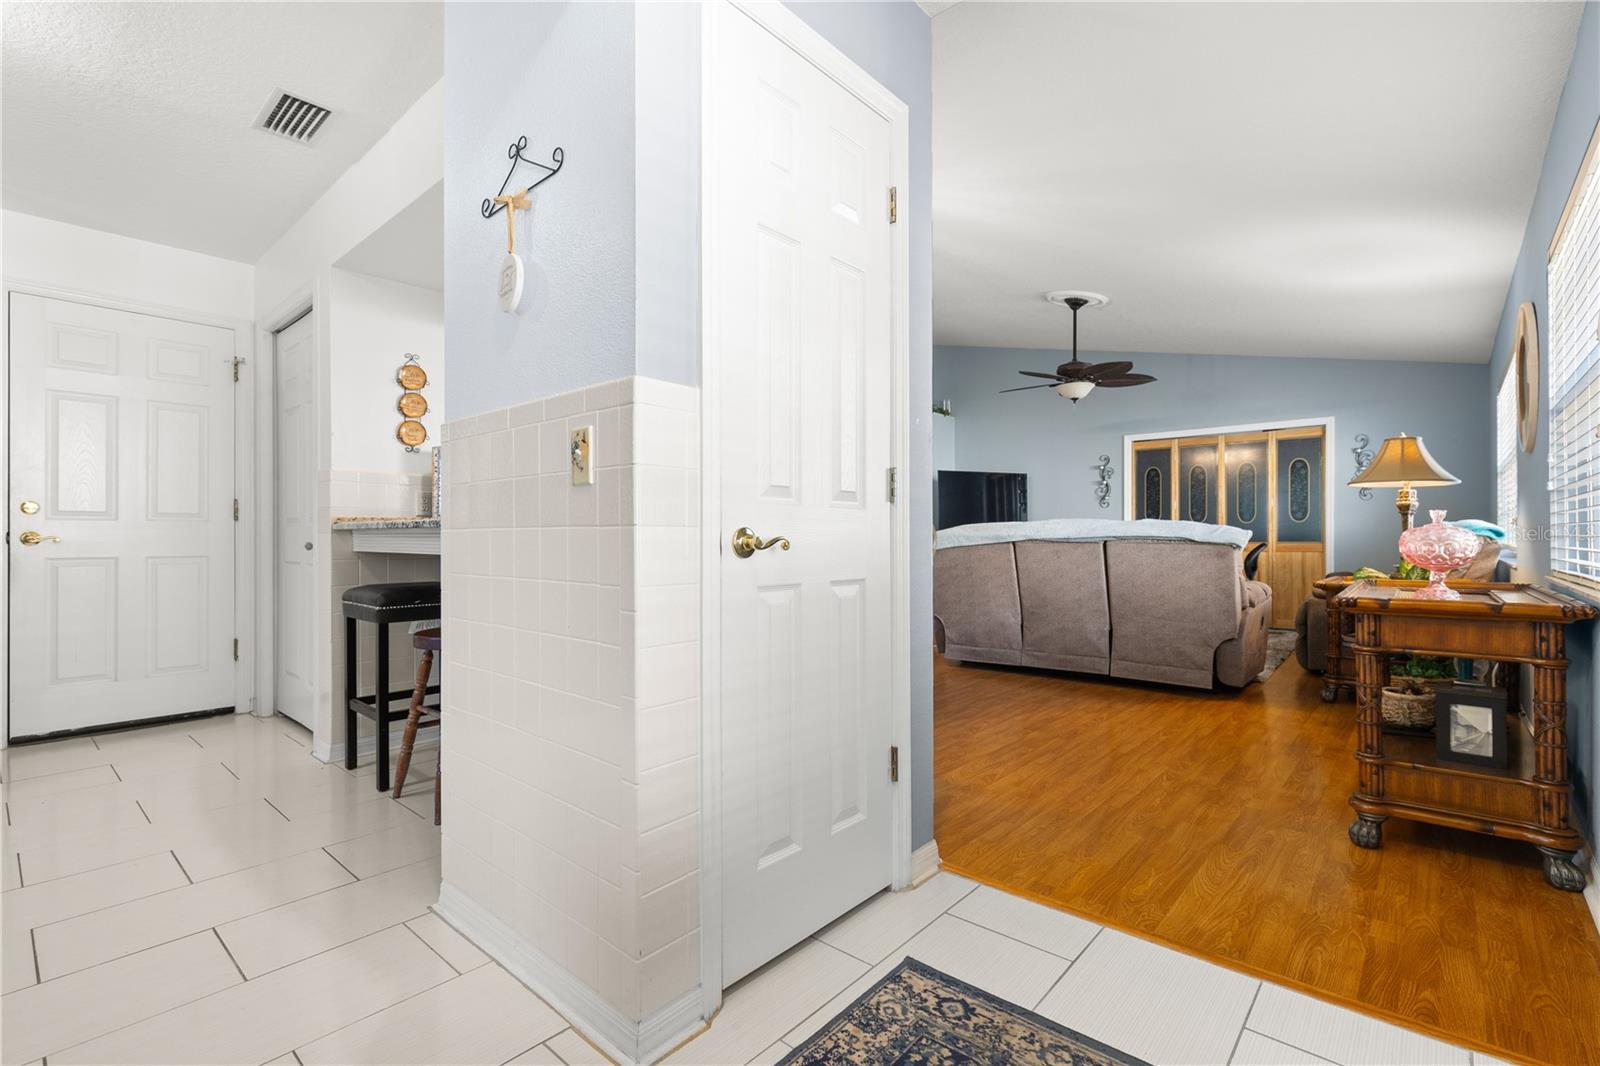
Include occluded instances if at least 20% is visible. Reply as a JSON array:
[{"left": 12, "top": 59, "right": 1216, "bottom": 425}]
[{"left": 436, "top": 376, "right": 702, "bottom": 1064}]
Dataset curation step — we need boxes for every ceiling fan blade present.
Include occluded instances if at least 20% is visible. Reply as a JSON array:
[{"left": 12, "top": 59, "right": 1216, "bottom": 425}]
[
  {"left": 999, "top": 383, "right": 1058, "bottom": 394},
  {"left": 1097, "top": 374, "right": 1157, "bottom": 387},
  {"left": 1082, "top": 361, "right": 1134, "bottom": 381},
  {"left": 1019, "top": 370, "right": 1066, "bottom": 381}
]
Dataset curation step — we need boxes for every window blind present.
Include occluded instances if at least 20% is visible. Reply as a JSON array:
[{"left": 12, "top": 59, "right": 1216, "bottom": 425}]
[
  {"left": 1547, "top": 125, "right": 1600, "bottom": 583},
  {"left": 1496, "top": 365, "right": 1518, "bottom": 533}
]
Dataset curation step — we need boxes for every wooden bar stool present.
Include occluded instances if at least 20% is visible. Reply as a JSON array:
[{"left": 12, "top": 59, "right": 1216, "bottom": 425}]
[
  {"left": 394, "top": 627, "right": 442, "bottom": 825},
  {"left": 340, "top": 582, "right": 440, "bottom": 791}
]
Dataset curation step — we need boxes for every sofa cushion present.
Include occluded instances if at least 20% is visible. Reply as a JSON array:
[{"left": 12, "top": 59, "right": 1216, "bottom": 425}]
[
  {"left": 1105, "top": 539, "right": 1240, "bottom": 688},
  {"left": 1014, "top": 541, "right": 1110, "bottom": 674},
  {"left": 933, "top": 543, "right": 1023, "bottom": 662}
]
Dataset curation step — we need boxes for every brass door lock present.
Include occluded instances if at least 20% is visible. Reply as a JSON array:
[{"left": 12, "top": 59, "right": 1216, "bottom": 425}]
[{"left": 18, "top": 531, "right": 62, "bottom": 546}]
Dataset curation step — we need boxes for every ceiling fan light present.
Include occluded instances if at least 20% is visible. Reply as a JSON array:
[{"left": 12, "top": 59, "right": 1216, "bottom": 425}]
[{"left": 1056, "top": 380, "right": 1095, "bottom": 403}]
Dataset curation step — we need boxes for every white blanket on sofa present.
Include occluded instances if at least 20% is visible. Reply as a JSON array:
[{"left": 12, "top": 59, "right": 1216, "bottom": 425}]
[{"left": 934, "top": 518, "right": 1252, "bottom": 550}]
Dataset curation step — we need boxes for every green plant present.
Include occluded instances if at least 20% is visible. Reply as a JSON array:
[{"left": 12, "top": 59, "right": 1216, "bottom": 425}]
[
  {"left": 1392, "top": 654, "right": 1456, "bottom": 680},
  {"left": 1397, "top": 560, "right": 1428, "bottom": 581}
]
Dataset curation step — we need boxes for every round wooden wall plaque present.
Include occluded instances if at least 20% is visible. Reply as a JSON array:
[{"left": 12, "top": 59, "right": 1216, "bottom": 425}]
[
  {"left": 396, "top": 420, "right": 428, "bottom": 448},
  {"left": 396, "top": 363, "right": 428, "bottom": 391},
  {"left": 397, "top": 392, "right": 429, "bottom": 418},
  {"left": 1514, "top": 301, "right": 1539, "bottom": 453}
]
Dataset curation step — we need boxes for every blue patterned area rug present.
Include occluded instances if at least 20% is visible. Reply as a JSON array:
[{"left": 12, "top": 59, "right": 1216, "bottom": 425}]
[{"left": 779, "top": 958, "right": 1148, "bottom": 1065}]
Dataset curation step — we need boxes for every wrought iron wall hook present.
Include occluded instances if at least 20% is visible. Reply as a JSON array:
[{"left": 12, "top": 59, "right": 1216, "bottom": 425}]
[{"left": 480, "top": 136, "right": 565, "bottom": 220}]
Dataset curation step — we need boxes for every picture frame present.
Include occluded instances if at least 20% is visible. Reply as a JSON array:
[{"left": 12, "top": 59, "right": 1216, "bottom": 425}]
[{"left": 1434, "top": 685, "right": 1508, "bottom": 769}]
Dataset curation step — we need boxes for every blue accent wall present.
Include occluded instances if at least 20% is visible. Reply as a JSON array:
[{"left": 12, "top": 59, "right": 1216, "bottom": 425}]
[
  {"left": 935, "top": 345, "right": 1494, "bottom": 573},
  {"left": 1486, "top": 2, "right": 1599, "bottom": 841}
]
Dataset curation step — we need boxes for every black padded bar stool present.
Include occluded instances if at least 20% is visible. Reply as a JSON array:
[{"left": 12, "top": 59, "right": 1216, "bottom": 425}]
[{"left": 341, "top": 581, "right": 441, "bottom": 791}]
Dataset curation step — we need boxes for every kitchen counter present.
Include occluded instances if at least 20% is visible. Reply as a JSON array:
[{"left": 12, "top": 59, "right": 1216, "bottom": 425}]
[
  {"left": 332, "top": 516, "right": 440, "bottom": 554},
  {"left": 331, "top": 516, "right": 440, "bottom": 531}
]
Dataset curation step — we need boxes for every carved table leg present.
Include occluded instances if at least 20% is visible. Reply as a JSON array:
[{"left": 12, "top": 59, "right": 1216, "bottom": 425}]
[
  {"left": 1349, "top": 814, "right": 1385, "bottom": 849},
  {"left": 1539, "top": 848, "right": 1587, "bottom": 891},
  {"left": 1348, "top": 614, "right": 1387, "bottom": 849}
]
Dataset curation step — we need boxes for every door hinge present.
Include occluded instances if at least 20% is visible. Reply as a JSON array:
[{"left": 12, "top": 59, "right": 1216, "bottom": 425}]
[
  {"left": 232, "top": 357, "right": 244, "bottom": 383},
  {"left": 890, "top": 745, "right": 899, "bottom": 783},
  {"left": 233, "top": 498, "right": 240, "bottom": 522},
  {"left": 888, "top": 186, "right": 898, "bottom": 224},
  {"left": 233, "top": 638, "right": 240, "bottom": 662},
  {"left": 886, "top": 466, "right": 898, "bottom": 503}
]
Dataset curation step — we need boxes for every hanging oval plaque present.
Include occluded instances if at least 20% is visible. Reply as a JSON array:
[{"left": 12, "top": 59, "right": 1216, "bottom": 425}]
[
  {"left": 396, "top": 419, "right": 428, "bottom": 449},
  {"left": 397, "top": 392, "right": 429, "bottom": 418},
  {"left": 396, "top": 363, "right": 428, "bottom": 391}
]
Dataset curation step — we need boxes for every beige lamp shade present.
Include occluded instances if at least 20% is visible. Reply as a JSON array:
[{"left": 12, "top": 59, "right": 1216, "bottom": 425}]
[{"left": 1347, "top": 434, "right": 1459, "bottom": 488}]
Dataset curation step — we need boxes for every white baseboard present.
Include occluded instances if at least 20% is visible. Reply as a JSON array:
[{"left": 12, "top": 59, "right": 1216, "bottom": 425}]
[
  {"left": 1585, "top": 849, "right": 1599, "bottom": 939},
  {"left": 434, "top": 884, "right": 702, "bottom": 1065},
  {"left": 314, "top": 722, "right": 437, "bottom": 766},
  {"left": 910, "top": 839, "right": 941, "bottom": 887}
]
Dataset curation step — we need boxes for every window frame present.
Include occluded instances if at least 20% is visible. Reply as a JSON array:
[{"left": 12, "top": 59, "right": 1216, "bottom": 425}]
[{"left": 1545, "top": 117, "right": 1600, "bottom": 592}]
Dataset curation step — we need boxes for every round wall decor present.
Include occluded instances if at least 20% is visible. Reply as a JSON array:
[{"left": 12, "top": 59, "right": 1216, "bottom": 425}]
[
  {"left": 397, "top": 362, "right": 428, "bottom": 391},
  {"left": 396, "top": 420, "right": 428, "bottom": 449},
  {"left": 1514, "top": 301, "right": 1539, "bottom": 453},
  {"left": 395, "top": 353, "right": 429, "bottom": 451}
]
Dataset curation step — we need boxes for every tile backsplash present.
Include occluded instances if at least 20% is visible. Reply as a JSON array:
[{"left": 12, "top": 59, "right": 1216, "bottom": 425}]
[{"left": 438, "top": 376, "right": 701, "bottom": 1033}]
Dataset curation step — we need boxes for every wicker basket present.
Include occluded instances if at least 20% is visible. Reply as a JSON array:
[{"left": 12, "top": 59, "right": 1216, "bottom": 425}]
[{"left": 1381, "top": 677, "right": 1443, "bottom": 729}]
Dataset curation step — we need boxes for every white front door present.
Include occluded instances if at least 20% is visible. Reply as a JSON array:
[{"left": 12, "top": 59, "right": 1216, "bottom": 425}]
[
  {"left": 7, "top": 293, "right": 237, "bottom": 738},
  {"left": 273, "top": 310, "right": 317, "bottom": 727},
  {"left": 709, "top": 5, "right": 898, "bottom": 984}
]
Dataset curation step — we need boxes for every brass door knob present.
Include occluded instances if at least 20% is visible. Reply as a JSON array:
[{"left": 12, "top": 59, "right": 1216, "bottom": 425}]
[
  {"left": 731, "top": 527, "right": 790, "bottom": 558},
  {"left": 18, "top": 531, "right": 62, "bottom": 546}
]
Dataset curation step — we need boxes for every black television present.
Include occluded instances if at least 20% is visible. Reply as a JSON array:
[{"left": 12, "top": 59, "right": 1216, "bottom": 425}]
[{"left": 936, "top": 471, "right": 1027, "bottom": 530}]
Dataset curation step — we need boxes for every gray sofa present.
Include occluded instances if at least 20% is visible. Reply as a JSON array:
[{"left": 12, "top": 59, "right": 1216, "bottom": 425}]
[{"left": 934, "top": 535, "right": 1272, "bottom": 689}]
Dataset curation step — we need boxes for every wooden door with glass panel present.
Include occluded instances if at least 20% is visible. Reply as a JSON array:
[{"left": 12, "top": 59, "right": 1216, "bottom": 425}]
[{"left": 1131, "top": 426, "right": 1325, "bottom": 629}]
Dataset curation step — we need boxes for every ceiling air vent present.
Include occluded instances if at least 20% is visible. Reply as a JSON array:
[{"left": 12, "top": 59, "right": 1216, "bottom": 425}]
[{"left": 256, "top": 90, "right": 331, "bottom": 144}]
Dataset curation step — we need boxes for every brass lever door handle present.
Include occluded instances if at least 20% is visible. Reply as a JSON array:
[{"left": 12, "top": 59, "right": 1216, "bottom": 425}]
[
  {"left": 731, "top": 526, "right": 790, "bottom": 558},
  {"left": 18, "top": 530, "right": 62, "bottom": 546}
]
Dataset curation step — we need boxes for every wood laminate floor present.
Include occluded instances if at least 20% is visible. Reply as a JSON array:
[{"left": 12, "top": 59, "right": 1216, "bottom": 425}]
[{"left": 934, "top": 654, "right": 1600, "bottom": 1066}]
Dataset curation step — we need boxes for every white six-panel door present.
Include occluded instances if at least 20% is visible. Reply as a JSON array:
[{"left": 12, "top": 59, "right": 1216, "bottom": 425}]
[
  {"left": 8, "top": 293, "right": 237, "bottom": 738},
  {"left": 273, "top": 311, "right": 317, "bottom": 728},
  {"left": 711, "top": 5, "right": 897, "bottom": 984}
]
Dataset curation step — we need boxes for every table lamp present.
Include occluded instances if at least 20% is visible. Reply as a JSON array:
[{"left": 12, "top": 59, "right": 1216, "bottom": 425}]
[{"left": 1346, "top": 433, "right": 1460, "bottom": 535}]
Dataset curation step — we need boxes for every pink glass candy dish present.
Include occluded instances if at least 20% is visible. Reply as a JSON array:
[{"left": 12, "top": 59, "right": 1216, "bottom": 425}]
[{"left": 1398, "top": 509, "right": 1480, "bottom": 600}]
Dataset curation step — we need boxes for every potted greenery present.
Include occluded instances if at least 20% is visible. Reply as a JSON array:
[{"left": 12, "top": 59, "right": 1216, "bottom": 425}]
[{"left": 1382, "top": 654, "right": 1455, "bottom": 730}]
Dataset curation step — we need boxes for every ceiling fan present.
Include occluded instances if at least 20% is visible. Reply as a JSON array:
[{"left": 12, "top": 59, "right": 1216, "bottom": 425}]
[{"left": 1002, "top": 291, "right": 1156, "bottom": 403}]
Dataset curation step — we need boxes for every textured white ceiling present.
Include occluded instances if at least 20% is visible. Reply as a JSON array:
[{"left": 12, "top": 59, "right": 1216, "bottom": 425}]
[
  {"left": 1, "top": 2, "right": 442, "bottom": 263},
  {"left": 336, "top": 182, "right": 443, "bottom": 291},
  {"left": 933, "top": 2, "right": 1585, "bottom": 362}
]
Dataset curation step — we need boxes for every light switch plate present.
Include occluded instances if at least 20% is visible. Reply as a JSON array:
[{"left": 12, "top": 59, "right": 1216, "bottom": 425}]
[{"left": 570, "top": 425, "right": 595, "bottom": 485}]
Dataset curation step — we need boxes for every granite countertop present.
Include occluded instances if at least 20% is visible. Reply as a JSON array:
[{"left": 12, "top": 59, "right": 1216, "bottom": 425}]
[{"left": 331, "top": 516, "right": 441, "bottom": 531}]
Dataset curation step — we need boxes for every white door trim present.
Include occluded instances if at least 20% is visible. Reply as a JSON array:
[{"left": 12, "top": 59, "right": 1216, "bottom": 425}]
[
  {"left": 697, "top": 0, "right": 913, "bottom": 1021},
  {"left": 3, "top": 277, "right": 258, "bottom": 738},
  {"left": 1121, "top": 415, "right": 1337, "bottom": 566}
]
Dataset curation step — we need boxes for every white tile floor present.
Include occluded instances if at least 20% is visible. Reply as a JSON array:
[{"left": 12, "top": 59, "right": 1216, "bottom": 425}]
[{"left": 2, "top": 713, "right": 1492, "bottom": 1066}]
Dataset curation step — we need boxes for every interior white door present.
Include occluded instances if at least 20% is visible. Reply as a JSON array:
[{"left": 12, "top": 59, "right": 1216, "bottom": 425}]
[
  {"left": 7, "top": 293, "right": 237, "bottom": 737},
  {"left": 274, "top": 311, "right": 317, "bottom": 727},
  {"left": 710, "top": 6, "right": 897, "bottom": 984}
]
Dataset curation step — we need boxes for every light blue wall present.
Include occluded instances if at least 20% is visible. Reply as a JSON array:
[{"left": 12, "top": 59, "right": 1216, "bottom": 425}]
[
  {"left": 1486, "top": 3, "right": 1599, "bottom": 839},
  {"left": 935, "top": 346, "right": 1494, "bottom": 574},
  {"left": 443, "top": 2, "right": 637, "bottom": 418},
  {"left": 785, "top": 1, "right": 936, "bottom": 849}
]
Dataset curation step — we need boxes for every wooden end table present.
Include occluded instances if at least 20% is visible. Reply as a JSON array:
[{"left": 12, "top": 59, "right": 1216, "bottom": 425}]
[
  {"left": 1337, "top": 579, "right": 1596, "bottom": 891},
  {"left": 1314, "top": 575, "right": 1356, "bottom": 702}
]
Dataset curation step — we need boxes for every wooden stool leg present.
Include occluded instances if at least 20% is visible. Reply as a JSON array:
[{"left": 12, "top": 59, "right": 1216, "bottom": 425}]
[{"left": 393, "top": 649, "right": 433, "bottom": 799}]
